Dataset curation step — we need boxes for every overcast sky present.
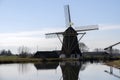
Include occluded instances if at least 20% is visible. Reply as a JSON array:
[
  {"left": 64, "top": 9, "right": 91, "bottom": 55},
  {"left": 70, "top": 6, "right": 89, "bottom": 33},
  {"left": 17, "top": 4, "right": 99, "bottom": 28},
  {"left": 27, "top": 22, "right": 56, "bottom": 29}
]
[{"left": 0, "top": 0, "right": 120, "bottom": 54}]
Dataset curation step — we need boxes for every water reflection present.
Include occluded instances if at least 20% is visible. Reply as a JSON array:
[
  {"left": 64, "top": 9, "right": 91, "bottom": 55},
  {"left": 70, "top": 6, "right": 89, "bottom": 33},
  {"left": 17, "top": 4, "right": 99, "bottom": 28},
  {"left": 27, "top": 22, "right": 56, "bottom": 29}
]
[
  {"left": 0, "top": 61, "right": 120, "bottom": 80},
  {"left": 33, "top": 61, "right": 84, "bottom": 80},
  {"left": 60, "top": 61, "right": 82, "bottom": 80},
  {"left": 105, "top": 66, "right": 120, "bottom": 79},
  {"left": 34, "top": 62, "right": 59, "bottom": 70},
  {"left": 18, "top": 63, "right": 30, "bottom": 74}
]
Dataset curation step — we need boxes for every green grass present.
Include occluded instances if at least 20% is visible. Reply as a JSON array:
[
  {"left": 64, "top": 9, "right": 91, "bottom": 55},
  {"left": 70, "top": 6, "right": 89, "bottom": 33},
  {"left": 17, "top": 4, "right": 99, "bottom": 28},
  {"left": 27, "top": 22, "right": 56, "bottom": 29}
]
[
  {"left": 106, "top": 60, "right": 120, "bottom": 68},
  {"left": 0, "top": 56, "right": 80, "bottom": 63},
  {"left": 0, "top": 55, "right": 120, "bottom": 64},
  {"left": 0, "top": 56, "right": 43, "bottom": 63}
]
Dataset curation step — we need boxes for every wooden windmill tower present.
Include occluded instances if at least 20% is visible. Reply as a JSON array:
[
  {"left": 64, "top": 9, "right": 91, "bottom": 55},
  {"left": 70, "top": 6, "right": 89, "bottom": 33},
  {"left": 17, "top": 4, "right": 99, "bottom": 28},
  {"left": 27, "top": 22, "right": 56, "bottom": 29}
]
[{"left": 46, "top": 5, "right": 98, "bottom": 58}]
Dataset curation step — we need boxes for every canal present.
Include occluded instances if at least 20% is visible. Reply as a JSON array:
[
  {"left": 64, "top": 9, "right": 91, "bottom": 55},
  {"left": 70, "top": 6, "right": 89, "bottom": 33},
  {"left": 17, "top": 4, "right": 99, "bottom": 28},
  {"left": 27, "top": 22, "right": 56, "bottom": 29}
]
[{"left": 0, "top": 61, "right": 119, "bottom": 80}]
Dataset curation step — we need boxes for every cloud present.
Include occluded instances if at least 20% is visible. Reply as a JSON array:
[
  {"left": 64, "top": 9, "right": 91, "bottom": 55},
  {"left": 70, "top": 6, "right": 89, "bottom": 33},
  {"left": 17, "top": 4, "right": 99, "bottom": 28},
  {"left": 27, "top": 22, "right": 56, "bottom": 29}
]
[
  {"left": 0, "top": 27, "right": 64, "bottom": 53},
  {"left": 0, "top": 24, "right": 120, "bottom": 53}
]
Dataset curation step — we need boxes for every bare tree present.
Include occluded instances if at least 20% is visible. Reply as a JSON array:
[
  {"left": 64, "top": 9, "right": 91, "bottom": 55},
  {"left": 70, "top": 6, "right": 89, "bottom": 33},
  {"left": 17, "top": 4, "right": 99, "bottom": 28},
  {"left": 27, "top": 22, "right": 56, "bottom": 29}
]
[
  {"left": 109, "top": 48, "right": 120, "bottom": 54},
  {"left": 79, "top": 42, "right": 89, "bottom": 52},
  {"left": 0, "top": 49, "right": 12, "bottom": 56},
  {"left": 94, "top": 48, "right": 105, "bottom": 52},
  {"left": 94, "top": 48, "right": 120, "bottom": 53},
  {"left": 18, "top": 46, "right": 30, "bottom": 57}
]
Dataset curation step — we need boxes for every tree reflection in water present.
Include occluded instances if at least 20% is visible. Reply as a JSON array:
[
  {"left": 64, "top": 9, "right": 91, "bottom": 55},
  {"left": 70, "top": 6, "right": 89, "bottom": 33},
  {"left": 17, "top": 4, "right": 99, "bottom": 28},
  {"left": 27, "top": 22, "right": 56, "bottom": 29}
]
[
  {"left": 18, "top": 63, "right": 30, "bottom": 74},
  {"left": 60, "top": 61, "right": 83, "bottom": 80}
]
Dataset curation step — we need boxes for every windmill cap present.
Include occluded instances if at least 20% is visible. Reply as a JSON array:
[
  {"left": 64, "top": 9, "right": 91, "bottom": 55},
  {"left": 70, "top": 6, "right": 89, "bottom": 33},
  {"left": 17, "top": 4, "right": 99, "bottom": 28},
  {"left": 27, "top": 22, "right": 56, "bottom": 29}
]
[{"left": 63, "top": 27, "right": 78, "bottom": 35}]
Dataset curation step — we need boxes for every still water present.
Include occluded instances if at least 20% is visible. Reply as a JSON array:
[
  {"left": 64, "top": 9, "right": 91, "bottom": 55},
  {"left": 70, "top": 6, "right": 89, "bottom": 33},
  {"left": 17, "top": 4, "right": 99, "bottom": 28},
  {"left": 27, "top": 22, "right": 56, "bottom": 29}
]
[{"left": 0, "top": 61, "right": 120, "bottom": 80}]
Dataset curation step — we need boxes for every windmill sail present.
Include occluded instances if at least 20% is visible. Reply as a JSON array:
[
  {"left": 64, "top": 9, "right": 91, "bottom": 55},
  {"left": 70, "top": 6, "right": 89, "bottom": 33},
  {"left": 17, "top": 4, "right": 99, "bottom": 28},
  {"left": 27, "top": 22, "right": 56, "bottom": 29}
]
[
  {"left": 75, "top": 25, "right": 99, "bottom": 32},
  {"left": 45, "top": 32, "right": 63, "bottom": 38},
  {"left": 64, "top": 5, "right": 72, "bottom": 27}
]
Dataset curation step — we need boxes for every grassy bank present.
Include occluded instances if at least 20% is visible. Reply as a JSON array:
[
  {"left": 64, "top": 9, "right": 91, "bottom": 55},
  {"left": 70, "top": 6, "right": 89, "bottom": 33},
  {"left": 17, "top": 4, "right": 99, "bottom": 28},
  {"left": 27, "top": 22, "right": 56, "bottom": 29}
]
[
  {"left": 106, "top": 60, "right": 120, "bottom": 69},
  {"left": 0, "top": 56, "right": 43, "bottom": 63},
  {"left": 0, "top": 56, "right": 79, "bottom": 63},
  {"left": 0, "top": 56, "right": 120, "bottom": 64}
]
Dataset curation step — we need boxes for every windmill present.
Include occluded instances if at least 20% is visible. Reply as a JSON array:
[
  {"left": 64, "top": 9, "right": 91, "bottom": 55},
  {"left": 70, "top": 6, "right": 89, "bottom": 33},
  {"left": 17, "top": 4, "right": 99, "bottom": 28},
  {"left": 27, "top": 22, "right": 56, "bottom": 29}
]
[
  {"left": 46, "top": 5, "right": 98, "bottom": 58},
  {"left": 104, "top": 42, "right": 120, "bottom": 57}
]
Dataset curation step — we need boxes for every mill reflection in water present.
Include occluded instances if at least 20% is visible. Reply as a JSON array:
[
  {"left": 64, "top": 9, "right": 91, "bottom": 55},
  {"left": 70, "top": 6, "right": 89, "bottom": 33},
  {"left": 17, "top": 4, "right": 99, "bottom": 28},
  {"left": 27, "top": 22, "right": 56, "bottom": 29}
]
[
  {"left": 0, "top": 61, "right": 120, "bottom": 80},
  {"left": 34, "top": 61, "right": 86, "bottom": 80},
  {"left": 60, "top": 61, "right": 82, "bottom": 80}
]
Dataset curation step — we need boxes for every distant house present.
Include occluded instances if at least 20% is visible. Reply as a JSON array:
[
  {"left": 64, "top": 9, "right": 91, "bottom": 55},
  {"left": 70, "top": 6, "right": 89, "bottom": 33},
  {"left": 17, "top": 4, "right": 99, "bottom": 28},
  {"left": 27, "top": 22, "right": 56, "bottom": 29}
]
[{"left": 34, "top": 51, "right": 59, "bottom": 58}]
